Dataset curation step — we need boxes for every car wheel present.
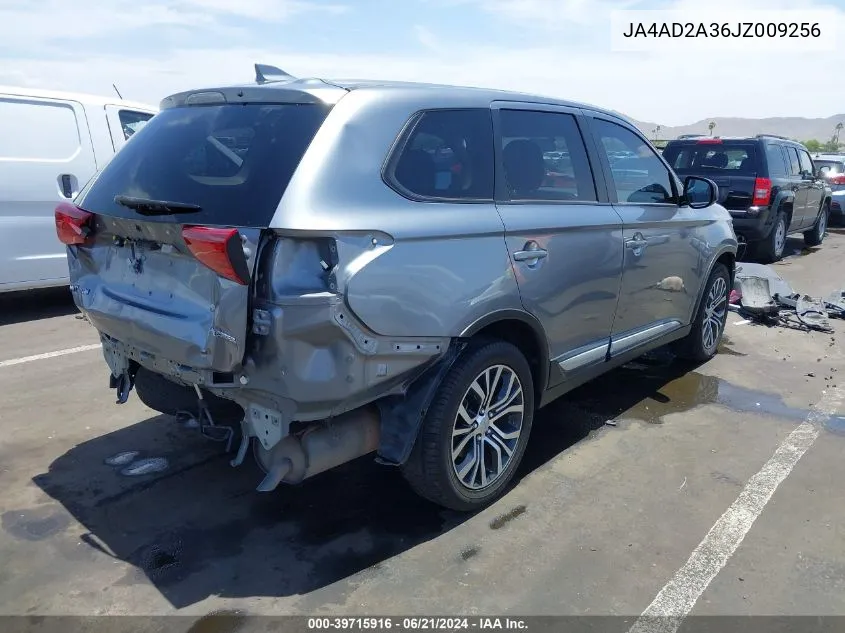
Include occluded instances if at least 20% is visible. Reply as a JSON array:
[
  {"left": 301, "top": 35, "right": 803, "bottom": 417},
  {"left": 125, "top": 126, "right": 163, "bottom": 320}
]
[
  {"left": 803, "top": 203, "right": 828, "bottom": 247},
  {"left": 672, "top": 263, "right": 730, "bottom": 362},
  {"left": 401, "top": 340, "right": 534, "bottom": 512},
  {"left": 754, "top": 211, "right": 787, "bottom": 263}
]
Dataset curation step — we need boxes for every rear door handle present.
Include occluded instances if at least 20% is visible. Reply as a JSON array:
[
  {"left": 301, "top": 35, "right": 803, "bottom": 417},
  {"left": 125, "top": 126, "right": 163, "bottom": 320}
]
[{"left": 512, "top": 249, "right": 548, "bottom": 262}]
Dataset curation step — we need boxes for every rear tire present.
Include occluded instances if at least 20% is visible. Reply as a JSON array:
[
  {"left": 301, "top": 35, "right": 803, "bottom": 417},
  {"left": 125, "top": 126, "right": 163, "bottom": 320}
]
[
  {"left": 752, "top": 211, "right": 787, "bottom": 263},
  {"left": 672, "top": 263, "right": 730, "bottom": 362},
  {"left": 401, "top": 340, "right": 534, "bottom": 512},
  {"left": 804, "top": 203, "right": 828, "bottom": 247},
  {"left": 134, "top": 367, "right": 243, "bottom": 423}
]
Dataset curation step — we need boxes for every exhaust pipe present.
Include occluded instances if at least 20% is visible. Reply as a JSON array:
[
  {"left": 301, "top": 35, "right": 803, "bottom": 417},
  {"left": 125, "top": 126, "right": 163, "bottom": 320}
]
[{"left": 254, "top": 405, "right": 380, "bottom": 492}]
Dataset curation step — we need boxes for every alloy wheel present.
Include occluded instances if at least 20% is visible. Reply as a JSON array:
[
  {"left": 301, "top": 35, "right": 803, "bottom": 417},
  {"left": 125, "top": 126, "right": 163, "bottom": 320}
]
[
  {"left": 451, "top": 364, "right": 525, "bottom": 490},
  {"left": 702, "top": 276, "right": 728, "bottom": 353}
]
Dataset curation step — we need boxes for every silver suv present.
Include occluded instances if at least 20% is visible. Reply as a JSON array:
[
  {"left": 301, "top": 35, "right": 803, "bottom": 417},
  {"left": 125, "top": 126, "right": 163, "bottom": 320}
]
[{"left": 57, "top": 65, "right": 737, "bottom": 511}]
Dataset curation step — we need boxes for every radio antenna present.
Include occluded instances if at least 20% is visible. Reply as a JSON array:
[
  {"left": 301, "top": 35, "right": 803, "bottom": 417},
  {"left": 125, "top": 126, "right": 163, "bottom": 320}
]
[{"left": 112, "top": 83, "right": 124, "bottom": 99}]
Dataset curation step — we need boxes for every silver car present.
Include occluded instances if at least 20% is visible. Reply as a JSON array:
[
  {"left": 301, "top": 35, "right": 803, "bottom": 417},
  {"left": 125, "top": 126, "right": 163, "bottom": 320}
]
[{"left": 57, "top": 65, "right": 737, "bottom": 511}]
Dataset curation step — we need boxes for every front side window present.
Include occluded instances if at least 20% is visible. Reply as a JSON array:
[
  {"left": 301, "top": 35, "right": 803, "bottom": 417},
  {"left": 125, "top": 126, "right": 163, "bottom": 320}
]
[
  {"left": 389, "top": 109, "right": 494, "bottom": 201},
  {"left": 498, "top": 109, "right": 597, "bottom": 202},
  {"left": 592, "top": 119, "right": 675, "bottom": 204},
  {"left": 798, "top": 149, "right": 814, "bottom": 176}
]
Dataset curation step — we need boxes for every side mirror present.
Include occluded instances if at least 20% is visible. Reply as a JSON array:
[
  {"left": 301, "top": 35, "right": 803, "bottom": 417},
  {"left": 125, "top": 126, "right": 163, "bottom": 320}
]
[
  {"left": 683, "top": 175, "right": 717, "bottom": 209},
  {"left": 802, "top": 170, "right": 815, "bottom": 181}
]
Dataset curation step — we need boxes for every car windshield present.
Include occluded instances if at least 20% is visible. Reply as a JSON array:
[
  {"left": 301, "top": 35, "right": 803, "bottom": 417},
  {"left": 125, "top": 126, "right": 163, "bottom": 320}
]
[
  {"left": 77, "top": 102, "right": 331, "bottom": 227},
  {"left": 663, "top": 142, "right": 758, "bottom": 175}
]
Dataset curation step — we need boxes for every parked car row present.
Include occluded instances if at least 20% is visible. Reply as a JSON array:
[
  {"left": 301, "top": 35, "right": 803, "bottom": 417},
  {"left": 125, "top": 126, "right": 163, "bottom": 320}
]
[
  {"left": 662, "top": 135, "right": 832, "bottom": 263},
  {"left": 50, "top": 64, "right": 738, "bottom": 511},
  {"left": 0, "top": 86, "right": 157, "bottom": 293}
]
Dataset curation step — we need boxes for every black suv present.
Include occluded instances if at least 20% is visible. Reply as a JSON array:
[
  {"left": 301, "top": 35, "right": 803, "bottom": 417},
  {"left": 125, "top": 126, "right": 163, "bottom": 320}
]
[{"left": 663, "top": 135, "right": 831, "bottom": 262}]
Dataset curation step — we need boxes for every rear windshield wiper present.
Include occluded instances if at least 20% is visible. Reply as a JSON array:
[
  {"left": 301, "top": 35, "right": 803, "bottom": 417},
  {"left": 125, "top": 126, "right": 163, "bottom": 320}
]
[{"left": 114, "top": 195, "right": 202, "bottom": 216}]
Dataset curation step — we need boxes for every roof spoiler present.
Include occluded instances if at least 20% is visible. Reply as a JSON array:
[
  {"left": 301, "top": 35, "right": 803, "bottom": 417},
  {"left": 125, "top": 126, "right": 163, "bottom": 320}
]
[{"left": 255, "top": 63, "right": 295, "bottom": 85}]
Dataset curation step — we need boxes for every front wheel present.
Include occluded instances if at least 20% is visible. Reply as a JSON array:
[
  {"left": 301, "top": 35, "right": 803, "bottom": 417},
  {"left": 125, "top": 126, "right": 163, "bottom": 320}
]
[
  {"left": 402, "top": 340, "right": 534, "bottom": 512},
  {"left": 672, "top": 263, "right": 730, "bottom": 362},
  {"left": 804, "top": 203, "right": 828, "bottom": 247}
]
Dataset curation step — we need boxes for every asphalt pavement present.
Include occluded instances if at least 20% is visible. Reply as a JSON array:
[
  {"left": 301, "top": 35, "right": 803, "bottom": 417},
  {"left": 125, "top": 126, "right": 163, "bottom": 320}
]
[{"left": 0, "top": 231, "right": 843, "bottom": 625}]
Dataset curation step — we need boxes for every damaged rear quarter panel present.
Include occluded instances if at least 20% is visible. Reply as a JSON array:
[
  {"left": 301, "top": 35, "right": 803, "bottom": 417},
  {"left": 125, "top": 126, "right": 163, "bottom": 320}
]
[{"left": 268, "top": 88, "right": 525, "bottom": 338}]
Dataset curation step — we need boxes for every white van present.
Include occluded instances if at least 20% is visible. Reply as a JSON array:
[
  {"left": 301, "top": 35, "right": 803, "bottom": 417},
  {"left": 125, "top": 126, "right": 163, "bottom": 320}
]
[{"left": 0, "top": 86, "right": 158, "bottom": 293}]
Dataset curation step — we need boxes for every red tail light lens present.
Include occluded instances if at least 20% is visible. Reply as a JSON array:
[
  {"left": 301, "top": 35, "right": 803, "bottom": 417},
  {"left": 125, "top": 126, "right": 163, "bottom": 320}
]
[
  {"left": 55, "top": 202, "right": 94, "bottom": 246},
  {"left": 752, "top": 177, "right": 772, "bottom": 206},
  {"left": 830, "top": 174, "right": 845, "bottom": 185},
  {"left": 181, "top": 226, "right": 250, "bottom": 284}
]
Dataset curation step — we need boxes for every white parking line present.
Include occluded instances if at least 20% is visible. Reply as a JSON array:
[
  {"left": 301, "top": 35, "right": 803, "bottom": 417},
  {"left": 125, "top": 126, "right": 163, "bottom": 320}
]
[
  {"left": 0, "top": 344, "right": 101, "bottom": 368},
  {"left": 628, "top": 387, "right": 844, "bottom": 633}
]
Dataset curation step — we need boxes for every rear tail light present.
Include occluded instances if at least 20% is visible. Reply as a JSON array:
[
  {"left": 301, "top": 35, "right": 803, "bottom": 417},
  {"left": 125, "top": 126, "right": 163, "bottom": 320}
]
[
  {"left": 752, "top": 177, "right": 772, "bottom": 206},
  {"left": 181, "top": 226, "right": 250, "bottom": 284},
  {"left": 830, "top": 174, "right": 845, "bottom": 185},
  {"left": 55, "top": 202, "right": 94, "bottom": 246}
]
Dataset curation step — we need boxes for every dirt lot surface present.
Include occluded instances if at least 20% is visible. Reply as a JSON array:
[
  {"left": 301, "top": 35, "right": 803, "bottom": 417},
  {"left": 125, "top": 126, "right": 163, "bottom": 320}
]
[{"left": 1, "top": 230, "right": 843, "bottom": 628}]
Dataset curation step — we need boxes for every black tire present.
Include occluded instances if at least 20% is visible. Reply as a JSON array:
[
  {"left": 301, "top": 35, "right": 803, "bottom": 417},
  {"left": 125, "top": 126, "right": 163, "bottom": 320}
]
[
  {"left": 134, "top": 367, "right": 244, "bottom": 423},
  {"left": 752, "top": 211, "right": 787, "bottom": 263},
  {"left": 672, "top": 263, "right": 730, "bottom": 362},
  {"left": 804, "top": 202, "right": 829, "bottom": 247},
  {"left": 401, "top": 340, "right": 535, "bottom": 512}
]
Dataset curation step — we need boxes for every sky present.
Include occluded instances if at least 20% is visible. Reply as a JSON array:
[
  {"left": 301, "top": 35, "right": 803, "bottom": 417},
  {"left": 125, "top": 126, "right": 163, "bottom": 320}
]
[{"left": 1, "top": 0, "right": 843, "bottom": 126}]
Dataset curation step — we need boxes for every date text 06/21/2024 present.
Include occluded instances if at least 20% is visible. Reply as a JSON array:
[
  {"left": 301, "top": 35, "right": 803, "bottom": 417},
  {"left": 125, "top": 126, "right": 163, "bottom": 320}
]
[
  {"left": 621, "top": 22, "right": 821, "bottom": 39},
  {"left": 307, "top": 617, "right": 528, "bottom": 630}
]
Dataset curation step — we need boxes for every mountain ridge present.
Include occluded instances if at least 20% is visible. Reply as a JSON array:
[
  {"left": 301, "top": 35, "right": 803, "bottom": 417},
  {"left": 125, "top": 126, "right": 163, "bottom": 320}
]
[{"left": 630, "top": 114, "right": 845, "bottom": 143}]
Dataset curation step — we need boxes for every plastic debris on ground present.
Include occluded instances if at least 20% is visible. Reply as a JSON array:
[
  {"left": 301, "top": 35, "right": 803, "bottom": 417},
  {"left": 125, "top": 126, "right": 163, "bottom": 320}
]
[{"left": 732, "top": 263, "right": 843, "bottom": 332}]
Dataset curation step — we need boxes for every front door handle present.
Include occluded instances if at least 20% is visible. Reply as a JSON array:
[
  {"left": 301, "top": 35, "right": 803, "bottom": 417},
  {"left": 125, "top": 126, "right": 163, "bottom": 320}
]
[
  {"left": 625, "top": 239, "right": 648, "bottom": 249},
  {"left": 59, "top": 174, "right": 74, "bottom": 198},
  {"left": 512, "top": 249, "right": 548, "bottom": 262}
]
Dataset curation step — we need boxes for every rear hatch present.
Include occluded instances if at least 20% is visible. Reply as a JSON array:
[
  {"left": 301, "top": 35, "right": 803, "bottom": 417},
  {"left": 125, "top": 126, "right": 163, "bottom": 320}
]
[
  {"left": 663, "top": 139, "right": 760, "bottom": 211},
  {"left": 61, "top": 97, "right": 332, "bottom": 374}
]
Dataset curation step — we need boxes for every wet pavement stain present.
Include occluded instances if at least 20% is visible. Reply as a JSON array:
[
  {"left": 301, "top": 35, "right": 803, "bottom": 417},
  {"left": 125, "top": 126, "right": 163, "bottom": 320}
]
[
  {"left": 620, "top": 371, "right": 811, "bottom": 425},
  {"left": 460, "top": 545, "right": 480, "bottom": 561},
  {"left": 185, "top": 609, "right": 248, "bottom": 633},
  {"left": 718, "top": 336, "right": 746, "bottom": 357},
  {"left": 490, "top": 505, "right": 527, "bottom": 530},
  {"left": 1, "top": 506, "right": 70, "bottom": 541}
]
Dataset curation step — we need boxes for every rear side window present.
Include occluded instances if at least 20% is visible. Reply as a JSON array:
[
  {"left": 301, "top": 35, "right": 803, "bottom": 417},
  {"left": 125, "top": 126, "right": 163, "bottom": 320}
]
[
  {"left": 118, "top": 110, "right": 154, "bottom": 140},
  {"left": 498, "top": 109, "right": 596, "bottom": 202},
  {"left": 785, "top": 147, "right": 802, "bottom": 176},
  {"left": 389, "top": 109, "right": 494, "bottom": 201},
  {"left": 0, "top": 98, "right": 81, "bottom": 160},
  {"left": 77, "top": 103, "right": 330, "bottom": 227},
  {"left": 765, "top": 144, "right": 787, "bottom": 177},
  {"left": 664, "top": 142, "right": 758, "bottom": 175}
]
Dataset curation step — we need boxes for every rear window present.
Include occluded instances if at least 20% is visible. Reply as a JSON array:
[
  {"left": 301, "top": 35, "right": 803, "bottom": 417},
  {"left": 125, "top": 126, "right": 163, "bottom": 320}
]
[
  {"left": 78, "top": 103, "right": 330, "bottom": 227},
  {"left": 663, "top": 142, "right": 758, "bottom": 175},
  {"left": 815, "top": 160, "right": 845, "bottom": 175}
]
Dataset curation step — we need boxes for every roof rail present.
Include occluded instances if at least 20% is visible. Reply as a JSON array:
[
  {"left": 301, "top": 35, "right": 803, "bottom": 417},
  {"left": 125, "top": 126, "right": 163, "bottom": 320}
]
[
  {"left": 755, "top": 133, "right": 790, "bottom": 140},
  {"left": 255, "top": 63, "right": 295, "bottom": 85}
]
